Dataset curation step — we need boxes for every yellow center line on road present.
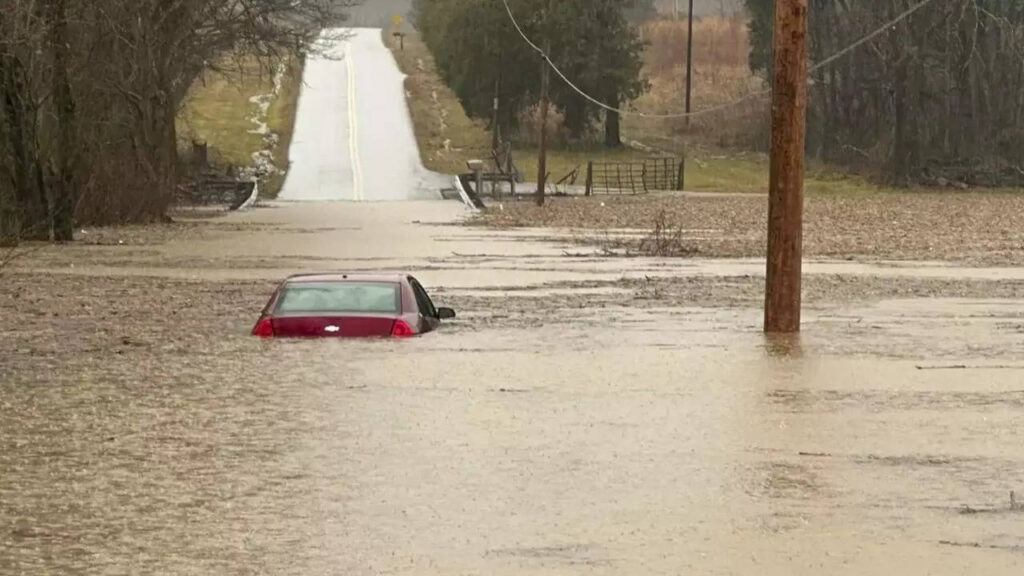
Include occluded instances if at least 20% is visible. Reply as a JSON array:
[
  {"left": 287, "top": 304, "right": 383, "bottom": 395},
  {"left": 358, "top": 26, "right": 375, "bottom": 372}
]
[{"left": 347, "top": 39, "right": 364, "bottom": 201}]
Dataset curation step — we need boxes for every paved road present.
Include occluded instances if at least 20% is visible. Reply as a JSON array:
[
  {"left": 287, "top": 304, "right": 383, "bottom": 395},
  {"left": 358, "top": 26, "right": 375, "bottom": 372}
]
[{"left": 279, "top": 28, "right": 448, "bottom": 202}]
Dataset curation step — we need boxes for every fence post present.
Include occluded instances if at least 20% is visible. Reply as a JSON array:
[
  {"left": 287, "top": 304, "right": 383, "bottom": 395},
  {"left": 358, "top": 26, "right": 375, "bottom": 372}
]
[
  {"left": 193, "top": 140, "right": 208, "bottom": 170},
  {"left": 677, "top": 153, "right": 686, "bottom": 191},
  {"left": 585, "top": 161, "right": 593, "bottom": 196}
]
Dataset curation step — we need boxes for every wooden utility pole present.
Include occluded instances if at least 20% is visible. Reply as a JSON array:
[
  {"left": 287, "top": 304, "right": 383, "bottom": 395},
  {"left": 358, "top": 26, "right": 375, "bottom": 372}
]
[
  {"left": 684, "top": 0, "right": 694, "bottom": 127},
  {"left": 536, "top": 39, "right": 550, "bottom": 207},
  {"left": 764, "top": 0, "right": 809, "bottom": 333},
  {"left": 681, "top": 0, "right": 694, "bottom": 192}
]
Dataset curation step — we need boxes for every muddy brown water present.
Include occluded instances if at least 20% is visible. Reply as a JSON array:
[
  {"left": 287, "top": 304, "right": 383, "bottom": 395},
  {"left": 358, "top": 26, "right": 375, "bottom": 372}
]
[{"left": 2, "top": 202, "right": 1024, "bottom": 574}]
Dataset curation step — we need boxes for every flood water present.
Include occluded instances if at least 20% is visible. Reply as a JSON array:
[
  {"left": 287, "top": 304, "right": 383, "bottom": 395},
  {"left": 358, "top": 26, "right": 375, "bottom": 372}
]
[{"left": 2, "top": 202, "right": 1023, "bottom": 574}]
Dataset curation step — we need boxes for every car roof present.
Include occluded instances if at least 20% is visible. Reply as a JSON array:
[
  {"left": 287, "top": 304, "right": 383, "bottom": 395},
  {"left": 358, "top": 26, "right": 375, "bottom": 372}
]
[{"left": 283, "top": 273, "right": 410, "bottom": 284}]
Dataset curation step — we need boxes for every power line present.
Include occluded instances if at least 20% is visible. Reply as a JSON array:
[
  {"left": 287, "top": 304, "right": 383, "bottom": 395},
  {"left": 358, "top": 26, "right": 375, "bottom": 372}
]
[
  {"left": 807, "top": 0, "right": 939, "bottom": 73},
  {"left": 500, "top": 0, "right": 941, "bottom": 120}
]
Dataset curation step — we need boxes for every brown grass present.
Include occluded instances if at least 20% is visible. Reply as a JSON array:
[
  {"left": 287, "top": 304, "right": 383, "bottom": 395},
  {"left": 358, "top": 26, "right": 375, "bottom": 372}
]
[
  {"left": 178, "top": 55, "right": 303, "bottom": 198},
  {"left": 386, "top": 31, "right": 492, "bottom": 175},
  {"left": 642, "top": 15, "right": 749, "bottom": 73},
  {"left": 627, "top": 15, "right": 769, "bottom": 152}
]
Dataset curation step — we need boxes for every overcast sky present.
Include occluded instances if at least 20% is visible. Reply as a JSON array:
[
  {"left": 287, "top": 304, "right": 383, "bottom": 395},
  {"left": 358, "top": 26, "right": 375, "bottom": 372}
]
[{"left": 344, "top": 0, "right": 745, "bottom": 29}]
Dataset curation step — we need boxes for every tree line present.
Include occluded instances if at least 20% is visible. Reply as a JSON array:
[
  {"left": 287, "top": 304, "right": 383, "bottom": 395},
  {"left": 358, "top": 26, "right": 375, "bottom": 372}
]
[
  {"left": 0, "top": 0, "right": 350, "bottom": 247},
  {"left": 411, "top": 0, "right": 648, "bottom": 149},
  {"left": 746, "top": 0, "right": 1024, "bottom": 186}
]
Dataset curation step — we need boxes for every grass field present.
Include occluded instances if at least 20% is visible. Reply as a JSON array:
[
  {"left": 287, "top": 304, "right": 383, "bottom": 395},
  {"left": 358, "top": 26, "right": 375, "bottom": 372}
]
[
  {"left": 175, "top": 27, "right": 961, "bottom": 201},
  {"left": 178, "top": 56, "right": 303, "bottom": 198},
  {"left": 386, "top": 29, "right": 907, "bottom": 196}
]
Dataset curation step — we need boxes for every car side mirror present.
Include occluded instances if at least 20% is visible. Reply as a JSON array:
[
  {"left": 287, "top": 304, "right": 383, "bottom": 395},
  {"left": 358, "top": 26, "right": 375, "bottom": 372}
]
[{"left": 437, "top": 307, "right": 456, "bottom": 320}]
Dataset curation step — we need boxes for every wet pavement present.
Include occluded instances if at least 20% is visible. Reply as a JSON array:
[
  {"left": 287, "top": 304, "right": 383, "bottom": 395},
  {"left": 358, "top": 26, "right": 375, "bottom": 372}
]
[
  {"left": 2, "top": 201, "right": 1024, "bottom": 574},
  {"left": 279, "top": 29, "right": 448, "bottom": 202}
]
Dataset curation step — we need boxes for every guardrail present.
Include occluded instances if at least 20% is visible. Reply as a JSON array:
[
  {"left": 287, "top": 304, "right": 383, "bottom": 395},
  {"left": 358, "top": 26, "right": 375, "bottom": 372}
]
[{"left": 177, "top": 178, "right": 256, "bottom": 210}]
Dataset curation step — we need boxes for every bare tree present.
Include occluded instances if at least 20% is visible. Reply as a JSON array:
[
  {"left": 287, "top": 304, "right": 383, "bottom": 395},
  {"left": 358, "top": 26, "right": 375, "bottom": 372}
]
[
  {"left": 0, "top": 0, "right": 355, "bottom": 246},
  {"left": 0, "top": 0, "right": 50, "bottom": 243},
  {"left": 49, "top": 0, "right": 75, "bottom": 241},
  {"left": 809, "top": 0, "right": 1024, "bottom": 185}
]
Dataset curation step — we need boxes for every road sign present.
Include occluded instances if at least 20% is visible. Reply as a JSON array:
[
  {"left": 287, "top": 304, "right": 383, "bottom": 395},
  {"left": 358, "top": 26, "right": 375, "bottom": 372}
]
[{"left": 392, "top": 14, "right": 403, "bottom": 28}]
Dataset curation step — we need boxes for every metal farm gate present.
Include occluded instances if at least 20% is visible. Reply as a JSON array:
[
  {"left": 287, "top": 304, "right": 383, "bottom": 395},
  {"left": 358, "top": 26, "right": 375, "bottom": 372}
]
[{"left": 585, "top": 157, "right": 683, "bottom": 195}]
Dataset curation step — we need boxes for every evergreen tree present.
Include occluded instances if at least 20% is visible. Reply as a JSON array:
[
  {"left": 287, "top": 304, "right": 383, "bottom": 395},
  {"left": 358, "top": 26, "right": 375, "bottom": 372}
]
[{"left": 413, "top": 0, "right": 647, "bottom": 147}]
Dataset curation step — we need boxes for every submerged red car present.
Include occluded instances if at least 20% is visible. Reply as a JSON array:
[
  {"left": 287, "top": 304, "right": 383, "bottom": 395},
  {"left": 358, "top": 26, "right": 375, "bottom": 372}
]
[{"left": 252, "top": 273, "right": 456, "bottom": 338}]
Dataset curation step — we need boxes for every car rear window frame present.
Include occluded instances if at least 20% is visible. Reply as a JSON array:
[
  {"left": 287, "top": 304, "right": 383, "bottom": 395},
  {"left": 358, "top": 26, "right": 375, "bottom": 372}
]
[{"left": 274, "top": 281, "right": 402, "bottom": 316}]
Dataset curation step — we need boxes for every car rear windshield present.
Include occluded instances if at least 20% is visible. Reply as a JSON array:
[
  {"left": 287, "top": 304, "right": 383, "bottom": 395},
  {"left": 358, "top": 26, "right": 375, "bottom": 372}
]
[{"left": 276, "top": 282, "right": 401, "bottom": 315}]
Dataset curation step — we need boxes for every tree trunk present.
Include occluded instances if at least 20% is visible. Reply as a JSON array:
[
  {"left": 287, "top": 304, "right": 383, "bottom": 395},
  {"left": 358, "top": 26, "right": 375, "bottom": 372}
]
[
  {"left": 604, "top": 96, "right": 622, "bottom": 148},
  {"left": 562, "top": 94, "right": 588, "bottom": 139},
  {"left": 49, "top": 0, "right": 77, "bottom": 242},
  {"left": 889, "top": 2, "right": 915, "bottom": 186},
  {"left": 1, "top": 58, "right": 22, "bottom": 246},
  {"left": 1, "top": 55, "right": 48, "bottom": 241},
  {"left": 0, "top": 185, "right": 17, "bottom": 247},
  {"left": 158, "top": 93, "right": 180, "bottom": 217},
  {"left": 0, "top": 108, "right": 17, "bottom": 246}
]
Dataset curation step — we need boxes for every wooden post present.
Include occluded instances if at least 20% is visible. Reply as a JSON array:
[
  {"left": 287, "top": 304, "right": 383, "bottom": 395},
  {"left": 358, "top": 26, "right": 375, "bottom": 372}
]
[
  {"left": 506, "top": 144, "right": 516, "bottom": 197},
  {"left": 492, "top": 52, "right": 503, "bottom": 153},
  {"left": 536, "top": 39, "right": 550, "bottom": 207},
  {"left": 193, "top": 141, "right": 209, "bottom": 170},
  {"left": 492, "top": 83, "right": 501, "bottom": 153},
  {"left": 472, "top": 162, "right": 484, "bottom": 199},
  {"left": 585, "top": 161, "right": 594, "bottom": 196},
  {"left": 764, "top": 0, "right": 809, "bottom": 333},
  {"left": 676, "top": 154, "right": 685, "bottom": 191}
]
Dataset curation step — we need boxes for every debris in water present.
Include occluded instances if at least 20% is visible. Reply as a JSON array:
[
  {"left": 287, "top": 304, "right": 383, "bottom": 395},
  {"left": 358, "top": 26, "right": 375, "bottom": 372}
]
[
  {"left": 939, "top": 539, "right": 982, "bottom": 548},
  {"left": 916, "top": 364, "right": 1024, "bottom": 370}
]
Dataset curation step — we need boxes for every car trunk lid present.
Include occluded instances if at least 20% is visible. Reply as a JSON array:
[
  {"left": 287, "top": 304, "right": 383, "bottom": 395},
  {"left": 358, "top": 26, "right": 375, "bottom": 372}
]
[{"left": 272, "top": 315, "right": 398, "bottom": 338}]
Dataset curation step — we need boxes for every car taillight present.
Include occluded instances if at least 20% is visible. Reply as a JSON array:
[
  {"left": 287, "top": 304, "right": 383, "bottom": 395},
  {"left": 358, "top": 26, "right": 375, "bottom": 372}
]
[
  {"left": 252, "top": 317, "right": 274, "bottom": 338},
  {"left": 391, "top": 319, "right": 415, "bottom": 338}
]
